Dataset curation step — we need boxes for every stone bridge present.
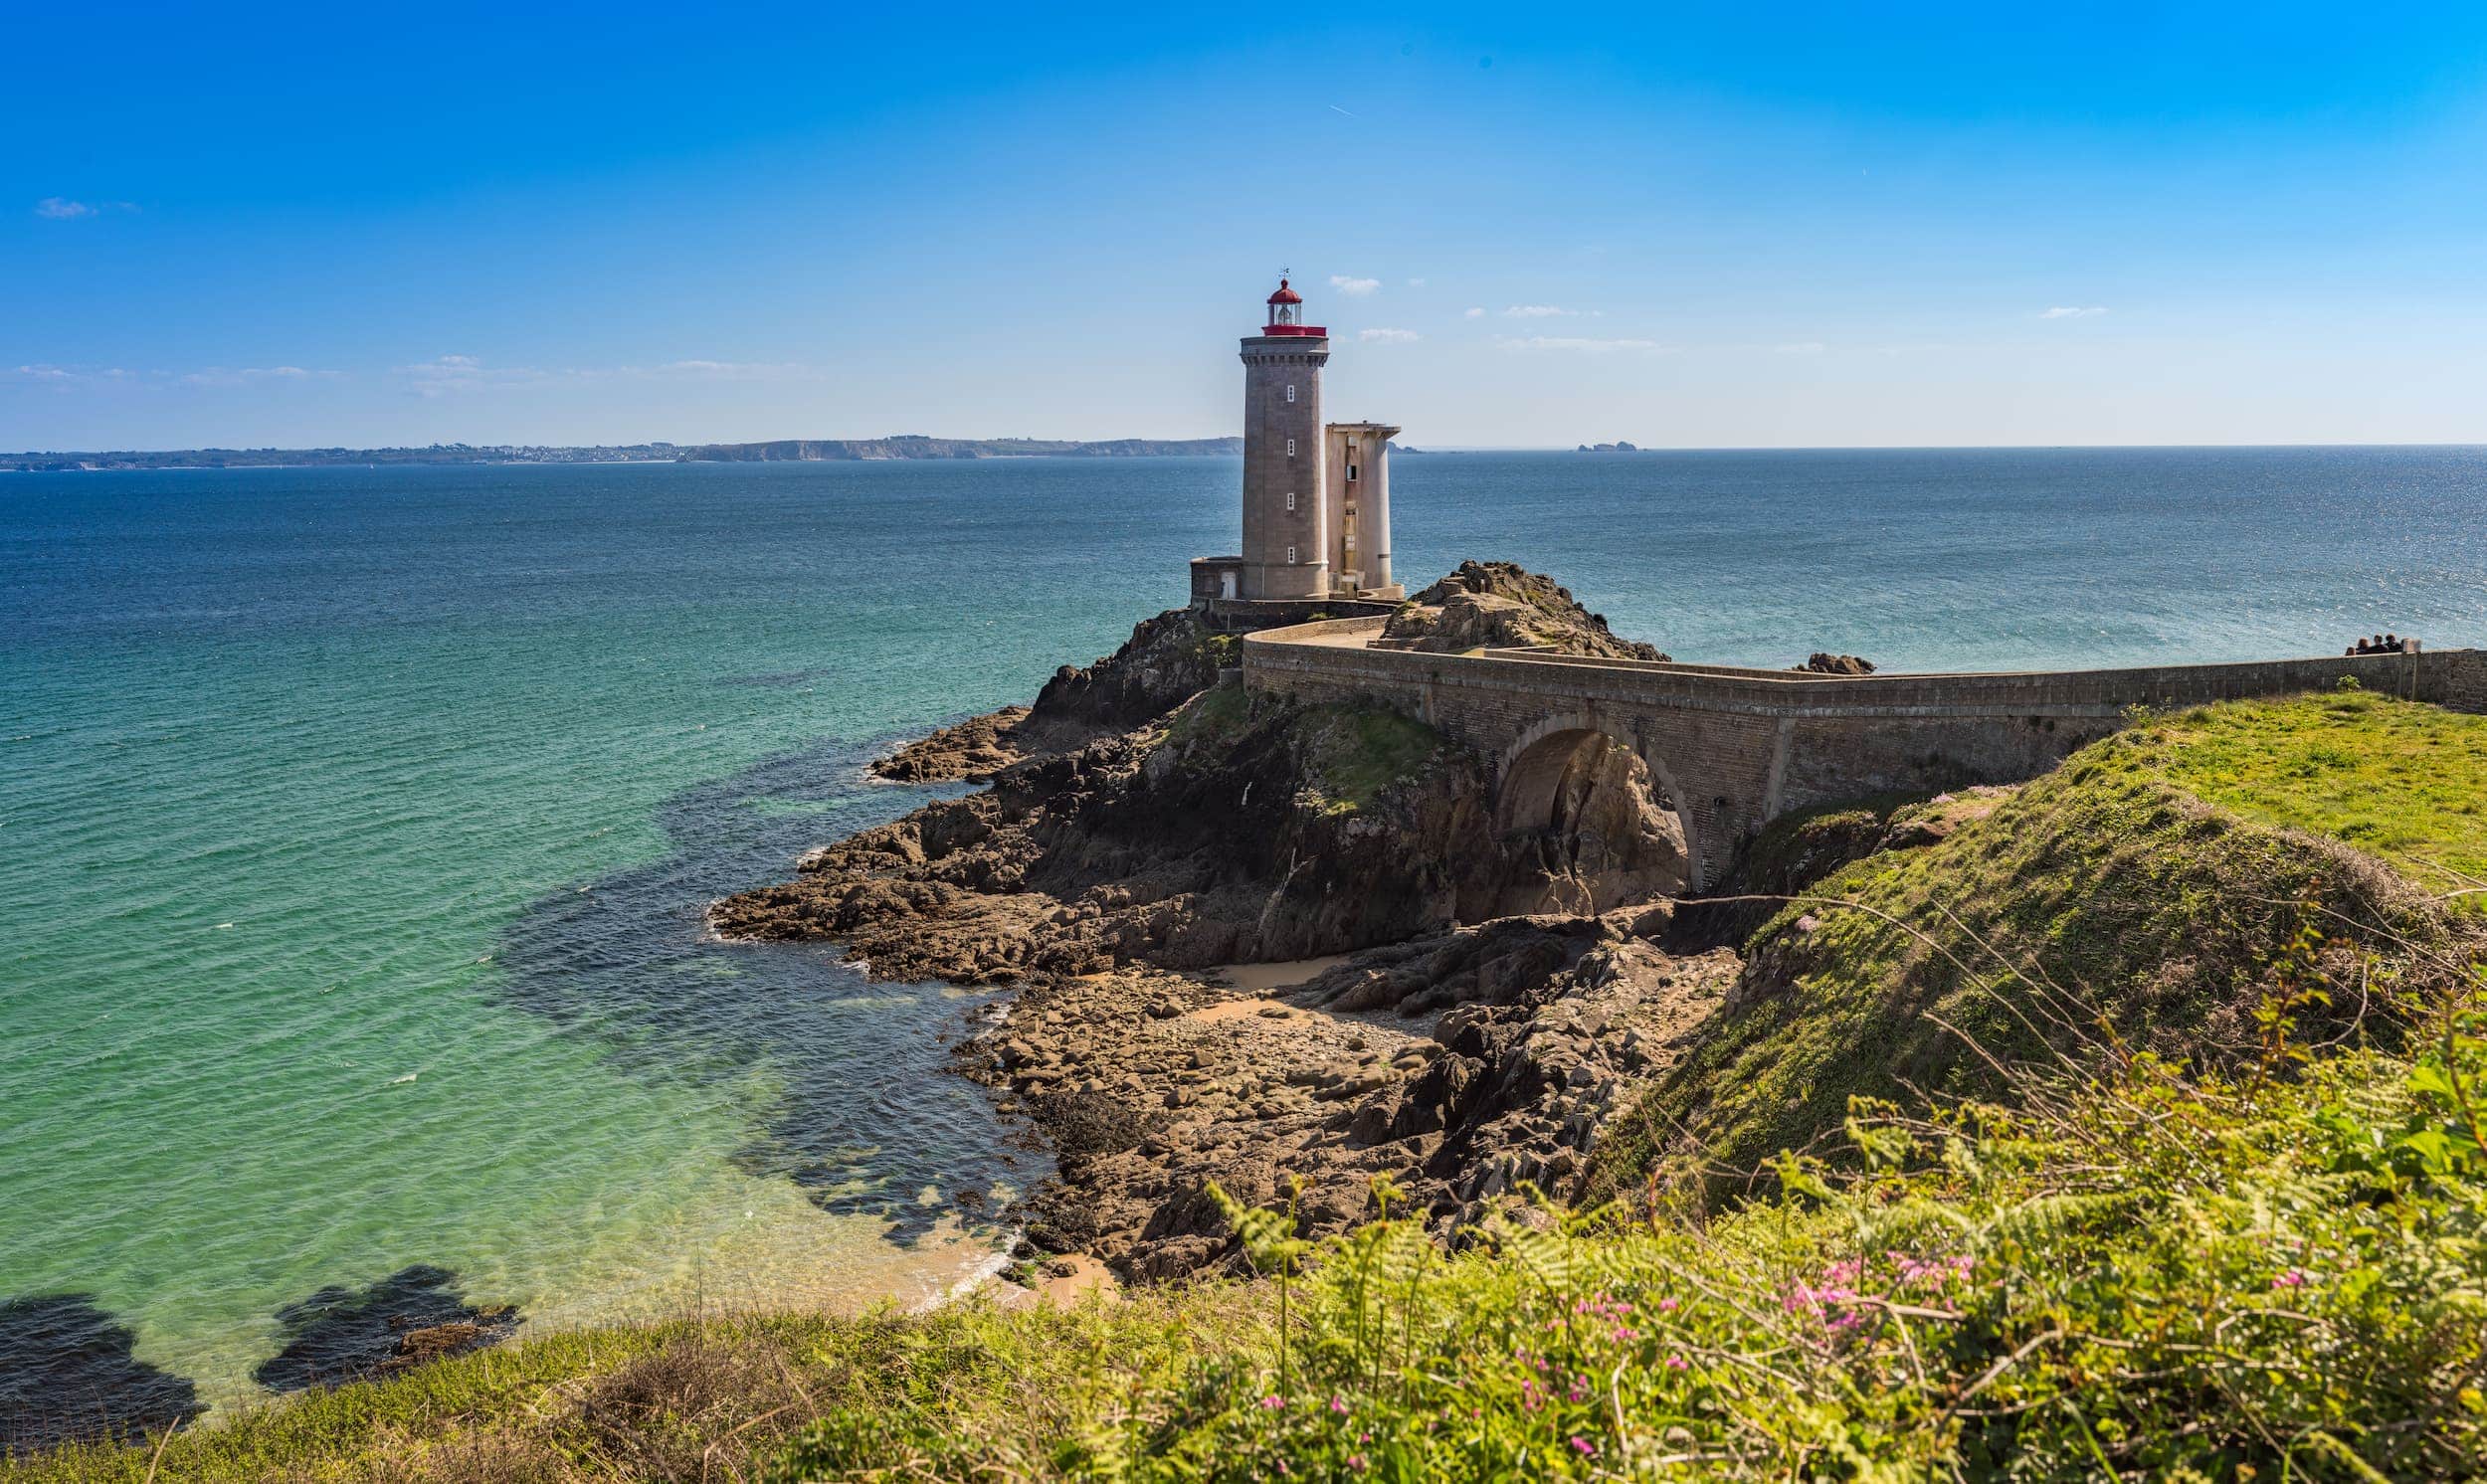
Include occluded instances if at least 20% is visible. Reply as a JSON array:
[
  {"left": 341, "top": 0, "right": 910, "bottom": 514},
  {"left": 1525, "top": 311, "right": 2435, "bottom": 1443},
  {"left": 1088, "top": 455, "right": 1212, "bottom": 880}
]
[{"left": 1243, "top": 616, "right": 2487, "bottom": 890}]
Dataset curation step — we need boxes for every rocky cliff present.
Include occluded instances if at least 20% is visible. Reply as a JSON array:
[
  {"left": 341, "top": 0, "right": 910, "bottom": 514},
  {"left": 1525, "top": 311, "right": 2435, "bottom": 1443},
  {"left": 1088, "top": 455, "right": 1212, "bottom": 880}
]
[
  {"left": 865, "top": 609, "right": 1247, "bottom": 784},
  {"left": 715, "top": 689, "right": 1501, "bottom": 983}
]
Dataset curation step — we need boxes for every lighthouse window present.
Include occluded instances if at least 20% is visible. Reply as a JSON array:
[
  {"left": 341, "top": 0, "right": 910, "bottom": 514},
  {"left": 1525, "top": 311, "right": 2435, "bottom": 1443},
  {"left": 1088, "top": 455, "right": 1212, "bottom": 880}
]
[
  {"left": 1285, "top": 491, "right": 1296, "bottom": 511},
  {"left": 1286, "top": 438, "right": 1296, "bottom": 457},
  {"left": 1286, "top": 385, "right": 1296, "bottom": 403},
  {"left": 1287, "top": 545, "right": 1298, "bottom": 564},
  {"left": 1347, "top": 464, "right": 1360, "bottom": 482}
]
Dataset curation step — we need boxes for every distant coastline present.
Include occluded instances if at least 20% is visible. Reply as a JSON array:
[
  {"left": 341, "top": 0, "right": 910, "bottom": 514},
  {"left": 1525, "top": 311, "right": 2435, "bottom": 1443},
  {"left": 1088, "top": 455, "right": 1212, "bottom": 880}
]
[{"left": 3, "top": 435, "right": 1244, "bottom": 472}]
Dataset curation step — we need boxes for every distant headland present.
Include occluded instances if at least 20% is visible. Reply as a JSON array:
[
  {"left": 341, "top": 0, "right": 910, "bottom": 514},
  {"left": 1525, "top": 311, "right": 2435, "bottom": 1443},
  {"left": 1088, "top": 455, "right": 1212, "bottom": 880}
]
[{"left": 2, "top": 435, "right": 1245, "bottom": 472}]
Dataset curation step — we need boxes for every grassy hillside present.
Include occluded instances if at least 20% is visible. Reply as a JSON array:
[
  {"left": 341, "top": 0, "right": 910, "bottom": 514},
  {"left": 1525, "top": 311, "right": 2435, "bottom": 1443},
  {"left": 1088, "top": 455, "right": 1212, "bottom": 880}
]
[{"left": 1598, "top": 690, "right": 2485, "bottom": 1198}]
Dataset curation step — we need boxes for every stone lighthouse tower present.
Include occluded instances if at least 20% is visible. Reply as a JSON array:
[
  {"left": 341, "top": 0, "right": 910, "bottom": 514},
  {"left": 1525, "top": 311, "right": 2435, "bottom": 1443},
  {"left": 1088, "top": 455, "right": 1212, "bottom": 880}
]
[{"left": 1237, "top": 278, "right": 1330, "bottom": 600}]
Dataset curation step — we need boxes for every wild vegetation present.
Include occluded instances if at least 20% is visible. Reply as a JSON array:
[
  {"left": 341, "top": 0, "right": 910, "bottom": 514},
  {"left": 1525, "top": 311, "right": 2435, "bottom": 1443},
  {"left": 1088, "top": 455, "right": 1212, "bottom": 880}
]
[
  {"left": 18, "top": 691, "right": 2487, "bottom": 1480},
  {"left": 1600, "top": 691, "right": 2479, "bottom": 1189},
  {"left": 21, "top": 1018, "right": 2485, "bottom": 1479}
]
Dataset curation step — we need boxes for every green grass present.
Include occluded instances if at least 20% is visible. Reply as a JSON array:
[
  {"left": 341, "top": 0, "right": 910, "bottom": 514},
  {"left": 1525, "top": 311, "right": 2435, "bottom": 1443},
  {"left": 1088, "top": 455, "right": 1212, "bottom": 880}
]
[
  {"left": 1595, "top": 693, "right": 2487, "bottom": 1195},
  {"left": 6, "top": 1294, "right": 1266, "bottom": 1483},
  {"left": 1297, "top": 706, "right": 1444, "bottom": 816},
  {"left": 2114, "top": 690, "right": 2487, "bottom": 896},
  {"left": 1159, "top": 681, "right": 1250, "bottom": 751},
  {"left": 1157, "top": 692, "right": 1444, "bottom": 818}
]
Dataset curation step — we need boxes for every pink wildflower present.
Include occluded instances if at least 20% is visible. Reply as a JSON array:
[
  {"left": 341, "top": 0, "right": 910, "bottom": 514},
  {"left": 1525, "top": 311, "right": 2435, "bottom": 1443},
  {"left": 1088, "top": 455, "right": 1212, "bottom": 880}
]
[
  {"left": 1348, "top": 1455, "right": 1369, "bottom": 1472},
  {"left": 2274, "top": 1268, "right": 2309, "bottom": 1289},
  {"left": 1664, "top": 1354, "right": 1689, "bottom": 1372},
  {"left": 1259, "top": 1394, "right": 1285, "bottom": 1410},
  {"left": 1571, "top": 1436, "right": 1600, "bottom": 1457},
  {"left": 1892, "top": 1252, "right": 1974, "bottom": 1288},
  {"left": 1657, "top": 1296, "right": 1679, "bottom": 1313},
  {"left": 1330, "top": 1395, "right": 1350, "bottom": 1415}
]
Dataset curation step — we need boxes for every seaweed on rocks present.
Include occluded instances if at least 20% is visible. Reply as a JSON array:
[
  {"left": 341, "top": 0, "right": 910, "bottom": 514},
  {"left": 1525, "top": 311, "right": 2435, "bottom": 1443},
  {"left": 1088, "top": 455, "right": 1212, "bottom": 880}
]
[
  {"left": 253, "top": 1266, "right": 518, "bottom": 1394},
  {"left": 0, "top": 1295, "right": 203, "bottom": 1455}
]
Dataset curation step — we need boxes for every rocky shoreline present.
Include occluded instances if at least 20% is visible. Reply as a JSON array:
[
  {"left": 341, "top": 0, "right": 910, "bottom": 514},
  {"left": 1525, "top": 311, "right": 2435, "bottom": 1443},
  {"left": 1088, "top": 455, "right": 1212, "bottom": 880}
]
[
  {"left": 953, "top": 918, "right": 1739, "bottom": 1280},
  {"left": 714, "top": 562, "right": 1812, "bottom": 1287}
]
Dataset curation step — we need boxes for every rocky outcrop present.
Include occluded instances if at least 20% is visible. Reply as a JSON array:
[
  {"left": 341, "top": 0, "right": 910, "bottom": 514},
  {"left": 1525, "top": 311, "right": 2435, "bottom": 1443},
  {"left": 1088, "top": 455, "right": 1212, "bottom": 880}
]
[
  {"left": 1382, "top": 561, "right": 1668, "bottom": 661},
  {"left": 871, "top": 706, "right": 1033, "bottom": 783},
  {"left": 1793, "top": 652, "right": 1877, "bottom": 675},
  {"left": 722, "top": 691, "right": 1512, "bottom": 983},
  {"left": 869, "top": 610, "right": 1244, "bottom": 784},
  {"left": 969, "top": 912, "right": 1738, "bottom": 1280},
  {"left": 1020, "top": 610, "right": 1240, "bottom": 740}
]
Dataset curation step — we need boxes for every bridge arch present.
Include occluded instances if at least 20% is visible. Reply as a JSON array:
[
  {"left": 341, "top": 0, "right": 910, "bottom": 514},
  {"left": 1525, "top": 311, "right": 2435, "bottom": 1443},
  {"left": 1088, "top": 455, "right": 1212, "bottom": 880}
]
[{"left": 1489, "top": 711, "right": 1697, "bottom": 913}]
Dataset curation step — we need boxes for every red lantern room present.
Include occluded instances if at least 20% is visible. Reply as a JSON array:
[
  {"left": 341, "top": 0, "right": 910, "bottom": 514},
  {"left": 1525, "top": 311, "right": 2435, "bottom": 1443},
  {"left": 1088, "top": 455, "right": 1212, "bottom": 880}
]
[{"left": 1262, "top": 278, "right": 1323, "bottom": 337}]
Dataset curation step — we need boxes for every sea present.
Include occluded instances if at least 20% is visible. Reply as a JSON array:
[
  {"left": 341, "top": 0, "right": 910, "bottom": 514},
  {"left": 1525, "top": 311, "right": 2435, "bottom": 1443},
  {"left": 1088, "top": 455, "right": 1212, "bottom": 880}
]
[{"left": 5, "top": 446, "right": 2486, "bottom": 1436}]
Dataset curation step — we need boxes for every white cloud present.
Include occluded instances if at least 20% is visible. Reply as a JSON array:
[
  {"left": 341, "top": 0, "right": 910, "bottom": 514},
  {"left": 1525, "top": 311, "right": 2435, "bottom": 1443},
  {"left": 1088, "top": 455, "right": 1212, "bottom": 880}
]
[
  {"left": 178, "top": 366, "right": 327, "bottom": 387},
  {"left": 1463, "top": 307, "right": 1485, "bottom": 318},
  {"left": 1406, "top": 277, "right": 1427, "bottom": 287},
  {"left": 1774, "top": 341, "right": 1826, "bottom": 355},
  {"left": 34, "top": 197, "right": 135, "bottom": 219},
  {"left": 400, "top": 355, "right": 541, "bottom": 397},
  {"left": 1493, "top": 335, "right": 1665, "bottom": 353},
  {"left": 1358, "top": 327, "right": 1422, "bottom": 344},
  {"left": 11, "top": 363, "right": 135, "bottom": 383},
  {"left": 398, "top": 354, "right": 813, "bottom": 396},
  {"left": 1502, "top": 304, "right": 1582, "bottom": 318},
  {"left": 657, "top": 359, "right": 813, "bottom": 380},
  {"left": 2039, "top": 306, "right": 2107, "bottom": 319},
  {"left": 1329, "top": 275, "right": 1381, "bottom": 295}
]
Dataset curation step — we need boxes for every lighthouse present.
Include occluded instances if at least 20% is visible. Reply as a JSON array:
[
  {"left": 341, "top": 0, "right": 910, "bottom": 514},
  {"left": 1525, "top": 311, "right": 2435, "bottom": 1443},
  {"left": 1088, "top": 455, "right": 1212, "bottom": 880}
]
[
  {"left": 1192, "top": 277, "right": 1403, "bottom": 606},
  {"left": 1237, "top": 278, "right": 1332, "bottom": 600}
]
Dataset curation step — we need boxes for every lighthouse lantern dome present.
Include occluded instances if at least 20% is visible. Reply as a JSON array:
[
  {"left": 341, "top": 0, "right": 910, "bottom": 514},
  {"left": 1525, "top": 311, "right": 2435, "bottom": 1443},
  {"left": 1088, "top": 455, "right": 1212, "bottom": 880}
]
[{"left": 1265, "top": 278, "right": 1302, "bottom": 327}]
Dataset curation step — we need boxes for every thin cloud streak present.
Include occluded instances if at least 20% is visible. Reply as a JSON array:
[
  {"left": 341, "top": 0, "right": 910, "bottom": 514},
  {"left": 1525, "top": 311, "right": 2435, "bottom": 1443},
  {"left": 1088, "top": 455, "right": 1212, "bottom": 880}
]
[
  {"left": 398, "top": 354, "right": 818, "bottom": 397},
  {"left": 34, "top": 197, "right": 136, "bottom": 219},
  {"left": 1492, "top": 335, "right": 1666, "bottom": 352}
]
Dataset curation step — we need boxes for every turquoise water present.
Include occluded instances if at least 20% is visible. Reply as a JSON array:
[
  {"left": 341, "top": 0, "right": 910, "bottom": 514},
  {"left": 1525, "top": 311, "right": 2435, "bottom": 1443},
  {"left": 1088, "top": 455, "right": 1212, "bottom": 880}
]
[{"left": 5, "top": 448, "right": 2487, "bottom": 1435}]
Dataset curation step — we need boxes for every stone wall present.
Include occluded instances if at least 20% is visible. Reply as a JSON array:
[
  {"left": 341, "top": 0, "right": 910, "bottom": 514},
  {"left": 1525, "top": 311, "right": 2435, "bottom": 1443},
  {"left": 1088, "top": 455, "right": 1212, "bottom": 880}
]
[
  {"left": 2443, "top": 649, "right": 2487, "bottom": 714},
  {"left": 1244, "top": 618, "right": 2487, "bottom": 887}
]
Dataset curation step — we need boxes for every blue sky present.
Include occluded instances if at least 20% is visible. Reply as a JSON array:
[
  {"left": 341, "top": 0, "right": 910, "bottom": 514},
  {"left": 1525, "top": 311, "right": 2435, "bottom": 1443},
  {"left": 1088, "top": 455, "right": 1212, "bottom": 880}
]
[{"left": 7, "top": 2, "right": 2486, "bottom": 450}]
